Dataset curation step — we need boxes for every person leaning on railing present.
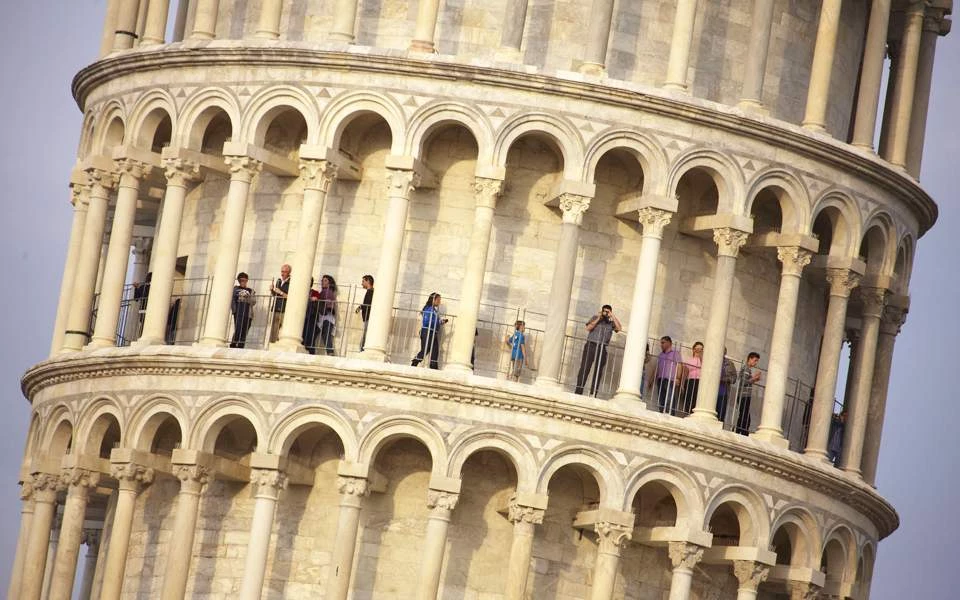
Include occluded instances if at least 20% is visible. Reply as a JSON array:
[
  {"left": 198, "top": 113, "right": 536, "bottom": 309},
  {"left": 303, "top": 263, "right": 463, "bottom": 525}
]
[
  {"left": 229, "top": 272, "right": 255, "bottom": 349},
  {"left": 574, "top": 305, "right": 622, "bottom": 396},
  {"left": 412, "top": 292, "right": 447, "bottom": 369},
  {"left": 654, "top": 336, "right": 683, "bottom": 414},
  {"left": 268, "top": 263, "right": 291, "bottom": 343}
]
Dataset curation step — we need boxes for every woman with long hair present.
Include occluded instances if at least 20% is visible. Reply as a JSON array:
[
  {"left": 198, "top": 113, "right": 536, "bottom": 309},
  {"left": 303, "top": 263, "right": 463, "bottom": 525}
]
[
  {"left": 681, "top": 341, "right": 703, "bottom": 415},
  {"left": 316, "top": 274, "right": 338, "bottom": 355},
  {"left": 411, "top": 292, "right": 444, "bottom": 369}
]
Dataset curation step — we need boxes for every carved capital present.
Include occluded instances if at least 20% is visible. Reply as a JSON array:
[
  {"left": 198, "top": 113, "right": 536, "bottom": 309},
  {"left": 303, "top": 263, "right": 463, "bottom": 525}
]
[
  {"left": 30, "top": 473, "right": 62, "bottom": 502},
  {"left": 426, "top": 489, "right": 459, "bottom": 512},
  {"left": 859, "top": 286, "right": 888, "bottom": 319},
  {"left": 385, "top": 168, "right": 419, "bottom": 197},
  {"left": 733, "top": 560, "right": 770, "bottom": 591},
  {"left": 60, "top": 467, "right": 101, "bottom": 491},
  {"left": 300, "top": 159, "right": 338, "bottom": 192},
  {"left": 81, "top": 528, "right": 101, "bottom": 549},
  {"left": 224, "top": 155, "right": 263, "bottom": 183},
  {"left": 559, "top": 193, "right": 591, "bottom": 225},
  {"left": 826, "top": 268, "right": 861, "bottom": 298},
  {"left": 85, "top": 167, "right": 118, "bottom": 195},
  {"left": 111, "top": 463, "right": 155, "bottom": 491},
  {"left": 637, "top": 207, "right": 672, "bottom": 238},
  {"left": 19, "top": 480, "right": 34, "bottom": 502},
  {"left": 250, "top": 468, "right": 288, "bottom": 492},
  {"left": 336, "top": 475, "right": 370, "bottom": 497},
  {"left": 789, "top": 581, "right": 821, "bottom": 600},
  {"left": 507, "top": 502, "right": 545, "bottom": 525},
  {"left": 175, "top": 464, "right": 211, "bottom": 492},
  {"left": 163, "top": 157, "right": 202, "bottom": 186},
  {"left": 777, "top": 246, "right": 813, "bottom": 276},
  {"left": 114, "top": 158, "right": 152, "bottom": 184},
  {"left": 70, "top": 184, "right": 91, "bottom": 209},
  {"left": 881, "top": 304, "right": 908, "bottom": 336},
  {"left": 713, "top": 227, "right": 749, "bottom": 257},
  {"left": 668, "top": 541, "right": 704, "bottom": 571},
  {"left": 474, "top": 177, "right": 503, "bottom": 209},
  {"left": 595, "top": 521, "right": 632, "bottom": 554}
]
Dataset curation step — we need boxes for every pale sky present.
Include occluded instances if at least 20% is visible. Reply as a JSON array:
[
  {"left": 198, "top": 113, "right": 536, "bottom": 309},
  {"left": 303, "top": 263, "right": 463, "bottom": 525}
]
[{"left": 0, "top": 3, "right": 957, "bottom": 598}]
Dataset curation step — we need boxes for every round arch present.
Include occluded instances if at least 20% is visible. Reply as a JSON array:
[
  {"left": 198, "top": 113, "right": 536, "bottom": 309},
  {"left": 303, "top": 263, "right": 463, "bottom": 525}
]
[
  {"left": 126, "top": 394, "right": 189, "bottom": 452},
  {"left": 703, "top": 484, "right": 770, "bottom": 547},
  {"left": 357, "top": 415, "right": 448, "bottom": 477},
  {"left": 623, "top": 462, "right": 704, "bottom": 522},
  {"left": 860, "top": 210, "right": 897, "bottom": 278},
  {"left": 176, "top": 87, "right": 242, "bottom": 151},
  {"left": 492, "top": 111, "right": 584, "bottom": 180},
  {"left": 811, "top": 190, "right": 862, "bottom": 258},
  {"left": 744, "top": 167, "right": 811, "bottom": 234},
  {"left": 239, "top": 85, "right": 319, "bottom": 147},
  {"left": 406, "top": 100, "right": 494, "bottom": 163},
  {"left": 667, "top": 147, "right": 745, "bottom": 215},
  {"left": 91, "top": 100, "right": 127, "bottom": 156},
  {"left": 268, "top": 404, "right": 359, "bottom": 461},
  {"left": 535, "top": 445, "right": 623, "bottom": 507},
  {"left": 445, "top": 428, "right": 537, "bottom": 493},
  {"left": 318, "top": 90, "right": 405, "bottom": 155},
  {"left": 769, "top": 506, "right": 822, "bottom": 567},
  {"left": 41, "top": 406, "right": 76, "bottom": 457},
  {"left": 76, "top": 396, "right": 125, "bottom": 454},
  {"left": 582, "top": 129, "right": 669, "bottom": 196},
  {"left": 189, "top": 397, "right": 268, "bottom": 453},
  {"left": 127, "top": 89, "right": 177, "bottom": 150}
]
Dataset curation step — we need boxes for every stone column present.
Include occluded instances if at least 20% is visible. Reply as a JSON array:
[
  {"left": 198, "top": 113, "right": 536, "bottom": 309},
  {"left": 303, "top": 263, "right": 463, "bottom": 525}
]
[
  {"left": 21, "top": 474, "right": 61, "bottom": 600},
  {"left": 415, "top": 489, "right": 460, "bottom": 600},
  {"left": 789, "top": 581, "right": 821, "bottom": 600},
  {"left": 198, "top": 156, "right": 262, "bottom": 347},
  {"left": 664, "top": 0, "right": 699, "bottom": 91},
  {"left": 590, "top": 522, "right": 632, "bottom": 600},
  {"left": 326, "top": 476, "right": 370, "bottom": 600},
  {"left": 447, "top": 177, "right": 503, "bottom": 371},
  {"left": 255, "top": 0, "right": 284, "bottom": 39},
  {"left": 536, "top": 194, "right": 591, "bottom": 387},
  {"left": 8, "top": 482, "right": 36, "bottom": 599},
  {"left": 63, "top": 169, "right": 115, "bottom": 352},
  {"left": 733, "top": 560, "right": 770, "bottom": 600},
  {"left": 580, "top": 0, "right": 616, "bottom": 75},
  {"left": 90, "top": 491, "right": 117, "bottom": 600},
  {"left": 363, "top": 168, "right": 419, "bottom": 361},
  {"left": 77, "top": 530, "right": 101, "bottom": 600},
  {"left": 615, "top": 207, "right": 672, "bottom": 402},
  {"left": 801, "top": 0, "right": 842, "bottom": 132},
  {"left": 851, "top": 0, "right": 892, "bottom": 149},
  {"left": 738, "top": 0, "right": 776, "bottom": 110},
  {"left": 692, "top": 228, "right": 749, "bottom": 423},
  {"left": 884, "top": 1, "right": 925, "bottom": 168},
  {"left": 140, "top": 0, "right": 170, "bottom": 45},
  {"left": 667, "top": 542, "right": 704, "bottom": 600},
  {"left": 89, "top": 159, "right": 151, "bottom": 349},
  {"left": 861, "top": 303, "right": 907, "bottom": 485},
  {"left": 172, "top": 0, "right": 190, "bottom": 41},
  {"left": 41, "top": 509, "right": 62, "bottom": 600},
  {"left": 112, "top": 0, "right": 141, "bottom": 50},
  {"left": 753, "top": 247, "right": 813, "bottom": 444},
  {"left": 805, "top": 268, "right": 860, "bottom": 460},
  {"left": 50, "top": 185, "right": 90, "bottom": 355},
  {"left": 237, "top": 469, "right": 288, "bottom": 600},
  {"left": 48, "top": 469, "right": 101, "bottom": 600},
  {"left": 136, "top": 158, "right": 200, "bottom": 345},
  {"left": 906, "top": 12, "right": 945, "bottom": 176},
  {"left": 160, "top": 465, "right": 211, "bottom": 600},
  {"left": 274, "top": 160, "right": 338, "bottom": 351},
  {"left": 840, "top": 287, "right": 887, "bottom": 477},
  {"left": 190, "top": 0, "right": 221, "bottom": 40},
  {"left": 99, "top": 464, "right": 154, "bottom": 600},
  {"left": 410, "top": 0, "right": 441, "bottom": 52},
  {"left": 101, "top": 0, "right": 123, "bottom": 55},
  {"left": 330, "top": 0, "right": 360, "bottom": 42},
  {"left": 500, "top": 0, "right": 530, "bottom": 52},
  {"left": 504, "top": 502, "right": 545, "bottom": 600}
]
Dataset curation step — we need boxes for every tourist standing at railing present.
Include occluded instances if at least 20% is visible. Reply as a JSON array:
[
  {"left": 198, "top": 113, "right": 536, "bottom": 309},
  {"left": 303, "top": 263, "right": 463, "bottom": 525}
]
[
  {"left": 303, "top": 278, "right": 321, "bottom": 353},
  {"left": 735, "top": 352, "right": 762, "bottom": 435},
  {"left": 355, "top": 274, "right": 374, "bottom": 351},
  {"left": 828, "top": 410, "right": 847, "bottom": 466},
  {"left": 268, "top": 264, "right": 291, "bottom": 343},
  {"left": 316, "top": 275, "right": 338, "bottom": 356},
  {"left": 505, "top": 320, "right": 527, "bottom": 381},
  {"left": 412, "top": 292, "right": 446, "bottom": 369},
  {"left": 229, "top": 272, "right": 256, "bottom": 348},
  {"left": 133, "top": 272, "right": 152, "bottom": 334},
  {"left": 654, "top": 336, "right": 683, "bottom": 414},
  {"left": 680, "top": 341, "right": 704, "bottom": 415},
  {"left": 717, "top": 347, "right": 738, "bottom": 423},
  {"left": 574, "top": 305, "right": 622, "bottom": 396}
]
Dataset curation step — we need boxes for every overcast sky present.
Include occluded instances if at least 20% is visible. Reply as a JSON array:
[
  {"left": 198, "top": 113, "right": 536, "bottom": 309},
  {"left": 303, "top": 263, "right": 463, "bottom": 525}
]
[{"left": 0, "top": 2, "right": 957, "bottom": 598}]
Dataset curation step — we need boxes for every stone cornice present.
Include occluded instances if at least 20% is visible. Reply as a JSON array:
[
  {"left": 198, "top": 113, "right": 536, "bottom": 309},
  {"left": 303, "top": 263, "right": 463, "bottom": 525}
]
[
  {"left": 21, "top": 348, "right": 899, "bottom": 538},
  {"left": 71, "top": 44, "right": 937, "bottom": 235}
]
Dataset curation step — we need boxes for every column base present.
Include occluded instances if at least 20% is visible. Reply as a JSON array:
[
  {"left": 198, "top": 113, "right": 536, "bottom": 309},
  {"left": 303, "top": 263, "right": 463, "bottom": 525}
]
[
  {"left": 851, "top": 142, "right": 877, "bottom": 153},
  {"left": 195, "top": 338, "right": 228, "bottom": 349},
  {"left": 534, "top": 376, "right": 562, "bottom": 391},
  {"left": 360, "top": 348, "right": 388, "bottom": 362},
  {"left": 139, "top": 38, "right": 163, "bottom": 46},
  {"left": 750, "top": 428, "right": 789, "bottom": 448},
  {"left": 803, "top": 449, "right": 832, "bottom": 464},
  {"left": 841, "top": 466, "right": 863, "bottom": 479},
  {"left": 613, "top": 389, "right": 641, "bottom": 403},
  {"left": 85, "top": 337, "right": 116, "bottom": 350},
  {"left": 328, "top": 31, "right": 355, "bottom": 43},
  {"left": 687, "top": 410, "right": 724, "bottom": 429},
  {"left": 409, "top": 39, "right": 435, "bottom": 53},
  {"left": 269, "top": 339, "right": 307, "bottom": 353},
  {"left": 494, "top": 47, "right": 523, "bottom": 62},
  {"left": 444, "top": 362, "right": 474, "bottom": 374},
  {"left": 188, "top": 32, "right": 216, "bottom": 41},
  {"left": 132, "top": 336, "right": 165, "bottom": 348},
  {"left": 736, "top": 99, "right": 768, "bottom": 114},
  {"left": 253, "top": 31, "right": 280, "bottom": 40},
  {"left": 576, "top": 61, "right": 606, "bottom": 77},
  {"left": 662, "top": 82, "right": 689, "bottom": 93},
  {"left": 801, "top": 121, "right": 828, "bottom": 133},
  {"left": 609, "top": 395, "right": 648, "bottom": 417}
]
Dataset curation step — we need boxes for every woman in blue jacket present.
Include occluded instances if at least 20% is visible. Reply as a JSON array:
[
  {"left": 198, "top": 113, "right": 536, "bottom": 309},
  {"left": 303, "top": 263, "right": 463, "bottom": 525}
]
[{"left": 411, "top": 292, "right": 445, "bottom": 369}]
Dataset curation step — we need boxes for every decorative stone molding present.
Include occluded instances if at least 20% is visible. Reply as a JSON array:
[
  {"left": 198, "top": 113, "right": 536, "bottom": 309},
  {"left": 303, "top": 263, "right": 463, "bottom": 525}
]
[
  {"left": 668, "top": 541, "right": 704, "bottom": 571},
  {"left": 507, "top": 502, "right": 545, "bottom": 525},
  {"left": 114, "top": 157, "right": 151, "bottom": 183},
  {"left": 60, "top": 467, "right": 101, "bottom": 491},
  {"left": 19, "top": 480, "right": 34, "bottom": 502},
  {"left": 385, "top": 168, "right": 419, "bottom": 197},
  {"left": 110, "top": 462, "right": 155, "bottom": 493},
  {"left": 777, "top": 246, "right": 813, "bottom": 276},
  {"left": 595, "top": 521, "right": 632, "bottom": 555},
  {"left": 300, "top": 159, "right": 338, "bottom": 192},
  {"left": 558, "top": 193, "right": 591, "bottom": 225},
  {"left": 733, "top": 560, "right": 770, "bottom": 591},
  {"left": 85, "top": 166, "right": 119, "bottom": 194},
  {"left": 637, "top": 207, "right": 673, "bottom": 238},
  {"left": 175, "top": 464, "right": 212, "bottom": 493},
  {"left": 474, "top": 177, "right": 503, "bottom": 209},
  {"left": 826, "top": 268, "right": 862, "bottom": 298},
  {"left": 426, "top": 489, "right": 460, "bottom": 512},
  {"left": 224, "top": 155, "right": 263, "bottom": 183},
  {"left": 336, "top": 475, "right": 370, "bottom": 497},
  {"left": 713, "top": 227, "right": 749, "bottom": 258},
  {"left": 163, "top": 157, "right": 202, "bottom": 186},
  {"left": 880, "top": 305, "right": 908, "bottom": 336},
  {"left": 250, "top": 468, "right": 289, "bottom": 492},
  {"left": 859, "top": 286, "right": 888, "bottom": 318},
  {"left": 30, "top": 472, "right": 63, "bottom": 503},
  {"left": 70, "top": 184, "right": 91, "bottom": 208}
]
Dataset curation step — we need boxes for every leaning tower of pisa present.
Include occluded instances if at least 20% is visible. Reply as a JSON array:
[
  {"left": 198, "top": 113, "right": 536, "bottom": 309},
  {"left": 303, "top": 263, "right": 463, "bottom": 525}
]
[{"left": 13, "top": 0, "right": 953, "bottom": 598}]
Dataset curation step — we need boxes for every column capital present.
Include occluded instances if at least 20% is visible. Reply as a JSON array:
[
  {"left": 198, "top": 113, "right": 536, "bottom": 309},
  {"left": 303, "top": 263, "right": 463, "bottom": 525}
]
[
  {"left": 30, "top": 472, "right": 62, "bottom": 502},
  {"left": 224, "top": 155, "right": 264, "bottom": 183},
  {"left": 559, "top": 193, "right": 592, "bottom": 225},
  {"left": 713, "top": 227, "right": 749, "bottom": 257},
  {"left": 637, "top": 207, "right": 673, "bottom": 238},
  {"left": 81, "top": 528, "right": 101, "bottom": 549},
  {"left": 881, "top": 304, "right": 908, "bottom": 335},
  {"left": 595, "top": 521, "right": 633, "bottom": 555},
  {"left": 789, "top": 581, "right": 822, "bottom": 600},
  {"left": 507, "top": 502, "right": 545, "bottom": 525},
  {"left": 163, "top": 157, "right": 202, "bottom": 186},
  {"left": 85, "top": 166, "right": 119, "bottom": 194},
  {"left": 70, "top": 183, "right": 91, "bottom": 208},
  {"left": 667, "top": 541, "right": 704, "bottom": 571},
  {"left": 858, "top": 286, "right": 888, "bottom": 318},
  {"left": 19, "top": 479, "right": 34, "bottom": 501},
  {"left": 250, "top": 468, "right": 289, "bottom": 493},
  {"left": 826, "top": 268, "right": 862, "bottom": 298},
  {"left": 336, "top": 475, "right": 370, "bottom": 497},
  {"left": 777, "top": 246, "right": 813, "bottom": 276},
  {"left": 385, "top": 167, "right": 420, "bottom": 197},
  {"left": 300, "top": 159, "right": 338, "bottom": 192},
  {"left": 174, "top": 463, "right": 211, "bottom": 493},
  {"left": 474, "top": 177, "right": 504, "bottom": 209},
  {"left": 60, "top": 467, "right": 101, "bottom": 491},
  {"left": 426, "top": 489, "right": 460, "bottom": 511},
  {"left": 733, "top": 560, "right": 770, "bottom": 591},
  {"left": 111, "top": 462, "right": 156, "bottom": 491},
  {"left": 114, "top": 157, "right": 153, "bottom": 183}
]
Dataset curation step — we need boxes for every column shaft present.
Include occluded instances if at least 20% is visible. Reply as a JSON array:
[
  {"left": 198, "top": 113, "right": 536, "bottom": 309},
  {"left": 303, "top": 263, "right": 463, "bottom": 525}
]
[
  {"left": 416, "top": 491, "right": 458, "bottom": 600},
  {"left": 50, "top": 189, "right": 90, "bottom": 355},
  {"left": 238, "top": 471, "right": 286, "bottom": 600},
  {"left": 21, "top": 477, "right": 60, "bottom": 600},
  {"left": 500, "top": 0, "right": 530, "bottom": 51},
  {"left": 693, "top": 229, "right": 748, "bottom": 422},
  {"left": 861, "top": 305, "right": 905, "bottom": 484},
  {"left": 8, "top": 491, "right": 35, "bottom": 599},
  {"left": 190, "top": 0, "right": 221, "bottom": 39},
  {"left": 906, "top": 18, "right": 941, "bottom": 176},
  {"left": 198, "top": 157, "right": 260, "bottom": 346},
  {"left": 885, "top": 3, "right": 925, "bottom": 167},
  {"left": 77, "top": 531, "right": 100, "bottom": 600},
  {"left": 805, "top": 269, "right": 860, "bottom": 459},
  {"left": 738, "top": 0, "right": 776, "bottom": 109},
  {"left": 753, "top": 248, "right": 811, "bottom": 443},
  {"left": 447, "top": 178, "right": 501, "bottom": 371},
  {"left": 664, "top": 0, "right": 699, "bottom": 91},
  {"left": 172, "top": 0, "right": 190, "bottom": 41},
  {"left": 411, "top": 0, "right": 441, "bottom": 52},
  {"left": 590, "top": 522, "right": 631, "bottom": 600},
  {"left": 330, "top": 0, "right": 360, "bottom": 42},
  {"left": 255, "top": 0, "right": 284, "bottom": 39},
  {"left": 851, "top": 0, "right": 892, "bottom": 148},
  {"left": 160, "top": 467, "right": 209, "bottom": 600},
  {"left": 141, "top": 0, "right": 171, "bottom": 45},
  {"left": 505, "top": 521, "right": 535, "bottom": 599},
  {"left": 733, "top": 560, "right": 770, "bottom": 600},
  {"left": 802, "top": 0, "right": 842, "bottom": 131},
  {"left": 101, "top": 0, "right": 123, "bottom": 55},
  {"left": 113, "top": 0, "right": 141, "bottom": 50},
  {"left": 581, "top": 0, "right": 616, "bottom": 73},
  {"left": 48, "top": 473, "right": 98, "bottom": 600},
  {"left": 100, "top": 464, "right": 153, "bottom": 600},
  {"left": 615, "top": 208, "right": 671, "bottom": 401},
  {"left": 667, "top": 542, "right": 703, "bottom": 600},
  {"left": 326, "top": 477, "right": 368, "bottom": 600}
]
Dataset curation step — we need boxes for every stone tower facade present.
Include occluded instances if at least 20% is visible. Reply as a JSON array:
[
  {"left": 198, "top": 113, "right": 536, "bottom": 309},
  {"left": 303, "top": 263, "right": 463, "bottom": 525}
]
[{"left": 13, "top": 0, "right": 953, "bottom": 599}]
